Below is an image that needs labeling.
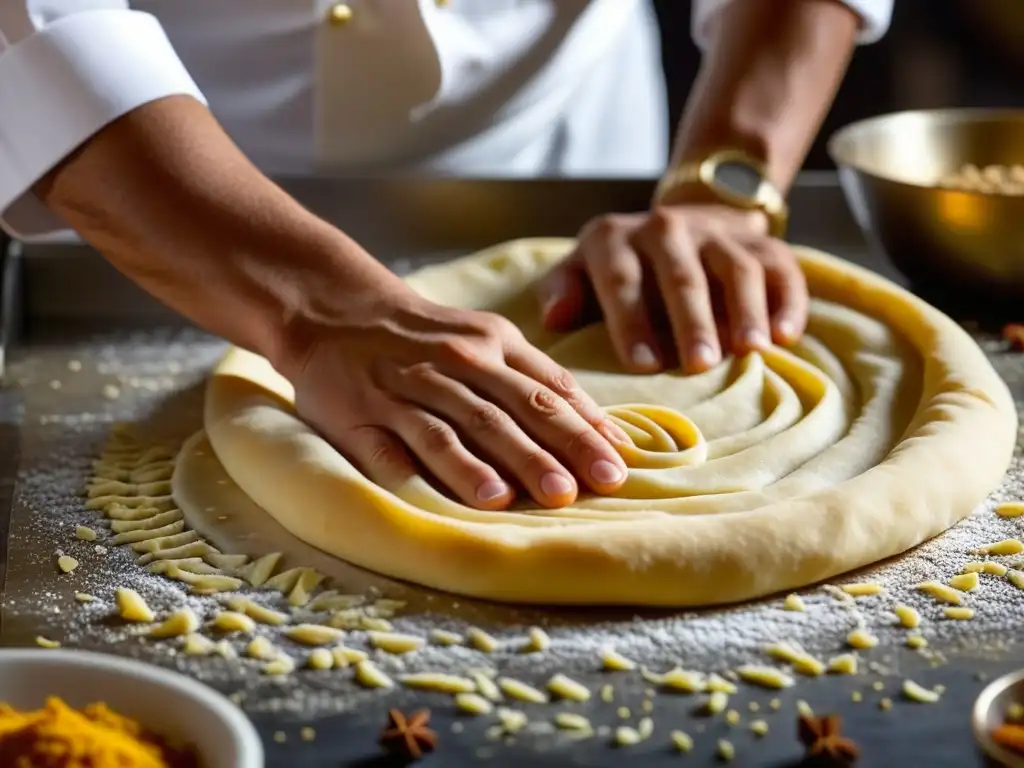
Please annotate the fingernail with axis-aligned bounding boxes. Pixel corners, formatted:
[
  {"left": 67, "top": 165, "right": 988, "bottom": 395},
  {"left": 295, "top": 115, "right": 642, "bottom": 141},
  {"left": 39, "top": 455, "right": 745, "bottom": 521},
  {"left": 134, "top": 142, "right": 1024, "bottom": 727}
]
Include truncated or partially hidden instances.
[
  {"left": 631, "top": 343, "right": 659, "bottom": 368},
  {"left": 540, "top": 472, "right": 574, "bottom": 497},
  {"left": 590, "top": 459, "right": 624, "bottom": 485},
  {"left": 690, "top": 342, "right": 719, "bottom": 369},
  {"left": 476, "top": 479, "right": 510, "bottom": 502},
  {"left": 775, "top": 319, "right": 796, "bottom": 341},
  {"left": 743, "top": 329, "right": 771, "bottom": 349}
]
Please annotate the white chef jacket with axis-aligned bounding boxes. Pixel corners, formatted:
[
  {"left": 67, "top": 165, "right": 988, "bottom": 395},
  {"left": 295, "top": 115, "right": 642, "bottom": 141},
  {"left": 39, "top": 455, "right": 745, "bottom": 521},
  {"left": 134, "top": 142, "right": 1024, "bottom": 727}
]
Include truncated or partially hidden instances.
[{"left": 0, "top": 0, "right": 892, "bottom": 239}]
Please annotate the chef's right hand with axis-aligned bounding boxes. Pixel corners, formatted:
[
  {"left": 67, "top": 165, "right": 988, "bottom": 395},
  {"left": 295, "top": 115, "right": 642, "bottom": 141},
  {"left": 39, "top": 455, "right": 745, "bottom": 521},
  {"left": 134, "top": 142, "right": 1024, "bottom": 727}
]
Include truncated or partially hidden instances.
[{"left": 280, "top": 282, "right": 629, "bottom": 511}]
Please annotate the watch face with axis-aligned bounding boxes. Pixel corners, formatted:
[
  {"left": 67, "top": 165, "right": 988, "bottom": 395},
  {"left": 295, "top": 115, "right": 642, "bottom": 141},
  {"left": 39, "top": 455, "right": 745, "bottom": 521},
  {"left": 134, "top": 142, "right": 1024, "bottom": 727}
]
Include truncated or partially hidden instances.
[{"left": 713, "top": 161, "right": 764, "bottom": 199}]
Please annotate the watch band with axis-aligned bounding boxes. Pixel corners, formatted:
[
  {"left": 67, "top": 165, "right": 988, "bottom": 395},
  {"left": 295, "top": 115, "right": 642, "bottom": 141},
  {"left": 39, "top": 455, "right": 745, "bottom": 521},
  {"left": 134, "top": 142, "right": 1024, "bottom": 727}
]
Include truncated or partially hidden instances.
[{"left": 652, "top": 151, "right": 790, "bottom": 239}]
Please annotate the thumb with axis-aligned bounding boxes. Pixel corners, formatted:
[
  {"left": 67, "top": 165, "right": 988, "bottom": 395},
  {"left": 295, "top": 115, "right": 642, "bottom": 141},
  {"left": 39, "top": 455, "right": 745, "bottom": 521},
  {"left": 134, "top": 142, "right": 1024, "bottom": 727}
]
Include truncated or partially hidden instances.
[{"left": 537, "top": 263, "right": 586, "bottom": 332}]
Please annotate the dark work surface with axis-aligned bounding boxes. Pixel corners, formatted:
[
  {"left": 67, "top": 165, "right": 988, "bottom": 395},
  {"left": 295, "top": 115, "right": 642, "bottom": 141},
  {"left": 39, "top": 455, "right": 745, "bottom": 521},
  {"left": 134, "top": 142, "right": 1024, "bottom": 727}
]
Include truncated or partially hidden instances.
[
  {"left": 248, "top": 656, "right": 1009, "bottom": 767},
  {"left": 4, "top": 176, "right": 1021, "bottom": 767}
]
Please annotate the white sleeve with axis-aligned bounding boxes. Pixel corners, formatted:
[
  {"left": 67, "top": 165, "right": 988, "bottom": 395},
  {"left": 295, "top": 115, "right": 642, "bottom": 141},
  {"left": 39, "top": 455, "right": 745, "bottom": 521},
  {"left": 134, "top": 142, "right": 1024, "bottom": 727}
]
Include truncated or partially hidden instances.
[
  {"left": 0, "top": 3, "right": 206, "bottom": 240},
  {"left": 691, "top": 0, "right": 894, "bottom": 50}
]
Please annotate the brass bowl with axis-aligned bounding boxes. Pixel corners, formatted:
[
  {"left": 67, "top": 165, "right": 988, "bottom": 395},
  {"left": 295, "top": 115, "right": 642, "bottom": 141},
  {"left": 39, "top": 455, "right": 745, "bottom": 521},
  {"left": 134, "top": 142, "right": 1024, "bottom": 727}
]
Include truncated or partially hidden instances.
[{"left": 828, "top": 109, "right": 1024, "bottom": 298}]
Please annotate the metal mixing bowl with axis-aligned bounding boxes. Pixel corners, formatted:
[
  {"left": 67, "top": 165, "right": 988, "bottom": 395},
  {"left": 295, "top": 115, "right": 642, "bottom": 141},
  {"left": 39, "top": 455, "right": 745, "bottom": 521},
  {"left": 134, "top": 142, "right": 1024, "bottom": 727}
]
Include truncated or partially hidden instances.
[
  {"left": 973, "top": 668, "right": 1024, "bottom": 768},
  {"left": 828, "top": 109, "right": 1024, "bottom": 297}
]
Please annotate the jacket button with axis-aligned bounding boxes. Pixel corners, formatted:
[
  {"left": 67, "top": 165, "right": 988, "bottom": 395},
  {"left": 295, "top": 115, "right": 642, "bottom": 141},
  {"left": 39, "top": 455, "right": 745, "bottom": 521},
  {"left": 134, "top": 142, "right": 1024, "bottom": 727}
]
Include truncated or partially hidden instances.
[{"left": 328, "top": 3, "right": 354, "bottom": 26}]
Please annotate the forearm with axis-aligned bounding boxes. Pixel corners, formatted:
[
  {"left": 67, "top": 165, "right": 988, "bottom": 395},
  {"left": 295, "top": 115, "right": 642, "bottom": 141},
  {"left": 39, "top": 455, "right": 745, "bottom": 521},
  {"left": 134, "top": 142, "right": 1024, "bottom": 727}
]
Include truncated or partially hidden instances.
[
  {"left": 671, "top": 0, "right": 860, "bottom": 192},
  {"left": 35, "top": 95, "right": 398, "bottom": 372}
]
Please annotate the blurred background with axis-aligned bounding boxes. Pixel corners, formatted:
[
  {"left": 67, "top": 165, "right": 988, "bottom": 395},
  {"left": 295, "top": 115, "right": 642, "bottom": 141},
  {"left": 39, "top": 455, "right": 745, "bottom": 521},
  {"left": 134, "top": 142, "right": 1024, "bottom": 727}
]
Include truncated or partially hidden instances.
[{"left": 654, "top": 0, "right": 1024, "bottom": 169}]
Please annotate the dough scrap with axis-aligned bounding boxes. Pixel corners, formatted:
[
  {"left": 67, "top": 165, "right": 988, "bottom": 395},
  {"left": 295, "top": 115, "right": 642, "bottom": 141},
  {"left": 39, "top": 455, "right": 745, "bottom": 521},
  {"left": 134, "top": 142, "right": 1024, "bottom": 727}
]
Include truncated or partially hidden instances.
[{"left": 187, "top": 240, "right": 1016, "bottom": 606}]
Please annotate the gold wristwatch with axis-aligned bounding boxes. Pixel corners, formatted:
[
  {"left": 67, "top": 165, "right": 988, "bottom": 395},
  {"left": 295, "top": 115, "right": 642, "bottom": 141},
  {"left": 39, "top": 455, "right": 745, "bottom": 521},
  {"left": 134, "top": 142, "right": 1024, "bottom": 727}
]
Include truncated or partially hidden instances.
[{"left": 652, "top": 149, "right": 789, "bottom": 239}]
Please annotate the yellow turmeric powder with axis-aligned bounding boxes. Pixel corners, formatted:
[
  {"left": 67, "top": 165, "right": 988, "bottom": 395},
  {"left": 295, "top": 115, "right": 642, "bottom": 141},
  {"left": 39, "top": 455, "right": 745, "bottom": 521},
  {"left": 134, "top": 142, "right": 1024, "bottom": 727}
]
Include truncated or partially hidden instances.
[{"left": 0, "top": 697, "right": 200, "bottom": 768}]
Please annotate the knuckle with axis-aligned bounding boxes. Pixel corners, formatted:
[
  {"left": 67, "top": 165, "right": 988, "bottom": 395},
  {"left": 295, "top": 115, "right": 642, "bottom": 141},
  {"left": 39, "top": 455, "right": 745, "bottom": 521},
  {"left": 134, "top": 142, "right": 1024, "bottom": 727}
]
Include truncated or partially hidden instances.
[
  {"left": 545, "top": 367, "right": 580, "bottom": 400},
  {"left": 526, "top": 387, "right": 563, "bottom": 418},
  {"left": 402, "top": 361, "right": 438, "bottom": 384},
  {"left": 437, "top": 337, "right": 479, "bottom": 367},
  {"left": 644, "top": 207, "right": 677, "bottom": 238},
  {"left": 564, "top": 427, "right": 603, "bottom": 459},
  {"left": 520, "top": 449, "right": 552, "bottom": 473},
  {"left": 419, "top": 420, "right": 460, "bottom": 453},
  {"left": 468, "top": 404, "right": 507, "bottom": 432},
  {"left": 725, "top": 251, "right": 764, "bottom": 282},
  {"left": 586, "top": 214, "right": 625, "bottom": 240},
  {"left": 662, "top": 262, "right": 701, "bottom": 292}
]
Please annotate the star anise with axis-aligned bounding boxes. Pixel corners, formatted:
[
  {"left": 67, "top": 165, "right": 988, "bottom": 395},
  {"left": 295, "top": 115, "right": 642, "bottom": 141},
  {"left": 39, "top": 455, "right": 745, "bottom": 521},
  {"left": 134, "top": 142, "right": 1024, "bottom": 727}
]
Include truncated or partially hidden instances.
[
  {"left": 798, "top": 713, "right": 860, "bottom": 765},
  {"left": 380, "top": 708, "right": 437, "bottom": 760},
  {"left": 1003, "top": 323, "right": 1024, "bottom": 351}
]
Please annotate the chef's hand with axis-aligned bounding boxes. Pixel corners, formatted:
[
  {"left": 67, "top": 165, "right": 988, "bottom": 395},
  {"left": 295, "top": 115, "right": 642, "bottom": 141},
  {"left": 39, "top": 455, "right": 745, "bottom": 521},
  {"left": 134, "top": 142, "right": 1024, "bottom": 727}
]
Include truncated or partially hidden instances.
[
  {"left": 539, "top": 204, "right": 808, "bottom": 374},
  {"left": 284, "top": 282, "right": 629, "bottom": 511}
]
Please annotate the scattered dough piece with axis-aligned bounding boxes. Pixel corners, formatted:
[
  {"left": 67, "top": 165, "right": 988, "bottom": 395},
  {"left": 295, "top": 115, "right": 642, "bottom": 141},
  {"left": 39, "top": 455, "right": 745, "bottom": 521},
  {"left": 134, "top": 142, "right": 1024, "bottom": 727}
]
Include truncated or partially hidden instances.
[
  {"left": 211, "top": 611, "right": 255, "bottom": 634},
  {"left": 660, "top": 668, "right": 707, "bottom": 693},
  {"left": 553, "top": 713, "right": 591, "bottom": 731},
  {"left": 183, "top": 634, "right": 216, "bottom": 656},
  {"left": 614, "top": 726, "right": 641, "bottom": 747},
  {"left": 717, "top": 739, "right": 735, "bottom": 762},
  {"left": 57, "top": 556, "right": 78, "bottom": 574},
  {"left": 283, "top": 624, "right": 344, "bottom": 646},
  {"left": 354, "top": 660, "right": 393, "bottom": 689},
  {"left": 750, "top": 720, "right": 769, "bottom": 737},
  {"left": 471, "top": 672, "right": 502, "bottom": 702},
  {"left": 907, "top": 634, "right": 928, "bottom": 649},
  {"left": 984, "top": 562, "right": 1009, "bottom": 577},
  {"left": 225, "top": 597, "right": 289, "bottom": 626},
  {"left": 455, "top": 693, "right": 494, "bottom": 716},
  {"left": 948, "top": 572, "right": 979, "bottom": 592},
  {"left": 149, "top": 608, "right": 199, "bottom": 638},
  {"left": 102, "top": 384, "right": 122, "bottom": 400},
  {"left": 894, "top": 604, "right": 920, "bottom": 629},
  {"left": 827, "top": 654, "right": 858, "bottom": 675},
  {"left": 1008, "top": 570, "right": 1024, "bottom": 590},
  {"left": 287, "top": 568, "right": 324, "bottom": 607},
  {"left": 307, "top": 648, "right": 334, "bottom": 670},
  {"left": 996, "top": 501, "right": 1024, "bottom": 518},
  {"left": 331, "top": 645, "right": 367, "bottom": 667},
  {"left": 671, "top": 730, "right": 694, "bottom": 753},
  {"left": 974, "top": 539, "right": 1024, "bottom": 556},
  {"left": 725, "top": 709, "right": 741, "bottom": 726},
  {"left": 115, "top": 588, "right": 154, "bottom": 622},
  {"left": 736, "top": 666, "right": 795, "bottom": 689},
  {"left": 497, "top": 677, "right": 548, "bottom": 704},
  {"left": 706, "top": 674, "right": 738, "bottom": 695},
  {"left": 782, "top": 593, "right": 806, "bottom": 612},
  {"left": 796, "top": 700, "right": 814, "bottom": 717},
  {"left": 546, "top": 674, "right": 590, "bottom": 702},
  {"left": 240, "top": 552, "right": 282, "bottom": 587},
  {"left": 466, "top": 627, "right": 498, "bottom": 653},
  {"left": 429, "top": 629, "right": 464, "bottom": 646},
  {"left": 359, "top": 616, "right": 393, "bottom": 632},
  {"left": 263, "top": 655, "right": 295, "bottom": 676},
  {"left": 902, "top": 679, "right": 941, "bottom": 703},
  {"left": 764, "top": 641, "right": 806, "bottom": 664},
  {"left": 943, "top": 606, "right": 975, "bottom": 620},
  {"left": 600, "top": 684, "right": 614, "bottom": 703},
  {"left": 399, "top": 674, "right": 476, "bottom": 694},
  {"left": 75, "top": 526, "right": 97, "bottom": 541},
  {"left": 74, "top": 592, "right": 95, "bottom": 603},
  {"left": 35, "top": 636, "right": 60, "bottom": 649},
  {"left": 246, "top": 636, "right": 278, "bottom": 661},
  {"left": 637, "top": 717, "right": 653, "bottom": 740},
  {"left": 916, "top": 580, "right": 964, "bottom": 605},
  {"left": 703, "top": 691, "right": 729, "bottom": 715},
  {"left": 522, "top": 626, "right": 551, "bottom": 653},
  {"left": 496, "top": 708, "right": 528, "bottom": 734},
  {"left": 840, "top": 583, "right": 884, "bottom": 597},
  {"left": 846, "top": 628, "right": 878, "bottom": 650},
  {"left": 213, "top": 639, "right": 237, "bottom": 659},
  {"left": 300, "top": 727, "right": 316, "bottom": 742},
  {"left": 600, "top": 647, "right": 636, "bottom": 671},
  {"left": 367, "top": 631, "right": 425, "bottom": 654}
]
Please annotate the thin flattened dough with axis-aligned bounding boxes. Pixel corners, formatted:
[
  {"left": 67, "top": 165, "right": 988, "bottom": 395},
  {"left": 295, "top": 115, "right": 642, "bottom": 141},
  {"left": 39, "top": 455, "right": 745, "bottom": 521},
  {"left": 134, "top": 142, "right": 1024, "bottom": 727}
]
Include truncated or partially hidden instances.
[{"left": 190, "top": 240, "right": 1016, "bottom": 606}]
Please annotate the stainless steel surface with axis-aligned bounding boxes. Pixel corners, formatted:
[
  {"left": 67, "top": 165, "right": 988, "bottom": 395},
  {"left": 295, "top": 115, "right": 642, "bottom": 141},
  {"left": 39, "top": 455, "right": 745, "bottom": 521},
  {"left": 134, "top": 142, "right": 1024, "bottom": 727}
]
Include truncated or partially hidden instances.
[
  {"left": 828, "top": 108, "right": 1024, "bottom": 295},
  {"left": 974, "top": 669, "right": 1024, "bottom": 768}
]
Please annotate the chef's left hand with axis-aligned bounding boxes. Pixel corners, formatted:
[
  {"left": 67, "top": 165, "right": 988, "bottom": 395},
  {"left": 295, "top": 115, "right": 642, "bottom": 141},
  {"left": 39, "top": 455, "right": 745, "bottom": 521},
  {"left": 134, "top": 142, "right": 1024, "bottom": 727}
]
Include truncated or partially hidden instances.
[{"left": 537, "top": 203, "right": 808, "bottom": 374}]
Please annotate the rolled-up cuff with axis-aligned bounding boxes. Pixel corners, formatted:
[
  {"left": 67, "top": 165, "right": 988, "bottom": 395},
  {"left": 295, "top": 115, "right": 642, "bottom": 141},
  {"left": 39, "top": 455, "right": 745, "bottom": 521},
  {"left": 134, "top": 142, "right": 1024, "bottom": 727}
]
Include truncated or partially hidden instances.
[
  {"left": 691, "top": 0, "right": 894, "bottom": 50},
  {"left": 0, "top": 9, "right": 206, "bottom": 240}
]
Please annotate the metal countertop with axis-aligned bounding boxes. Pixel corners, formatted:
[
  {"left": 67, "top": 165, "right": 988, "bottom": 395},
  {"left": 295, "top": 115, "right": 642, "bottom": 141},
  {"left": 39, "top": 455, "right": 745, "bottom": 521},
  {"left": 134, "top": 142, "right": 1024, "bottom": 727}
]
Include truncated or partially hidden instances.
[{"left": 1, "top": 175, "right": 1021, "bottom": 767}]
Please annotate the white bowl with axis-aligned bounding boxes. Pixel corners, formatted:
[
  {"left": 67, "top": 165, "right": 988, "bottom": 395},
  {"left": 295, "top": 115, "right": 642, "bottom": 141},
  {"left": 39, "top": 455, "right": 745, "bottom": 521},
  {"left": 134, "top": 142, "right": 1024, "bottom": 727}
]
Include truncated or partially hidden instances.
[{"left": 0, "top": 649, "right": 263, "bottom": 768}]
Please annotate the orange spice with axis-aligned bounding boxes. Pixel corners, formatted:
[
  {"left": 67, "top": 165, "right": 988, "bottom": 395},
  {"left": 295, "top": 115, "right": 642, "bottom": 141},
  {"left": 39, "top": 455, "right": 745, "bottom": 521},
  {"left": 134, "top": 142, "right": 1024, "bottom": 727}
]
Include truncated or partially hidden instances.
[{"left": 0, "top": 697, "right": 200, "bottom": 768}]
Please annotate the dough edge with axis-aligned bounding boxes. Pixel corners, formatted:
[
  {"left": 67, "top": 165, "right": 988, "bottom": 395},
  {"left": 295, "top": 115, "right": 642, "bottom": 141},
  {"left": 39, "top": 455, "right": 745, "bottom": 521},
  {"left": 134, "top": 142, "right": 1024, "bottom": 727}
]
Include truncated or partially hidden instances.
[{"left": 198, "top": 240, "right": 1018, "bottom": 607}]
